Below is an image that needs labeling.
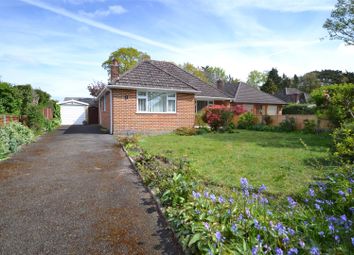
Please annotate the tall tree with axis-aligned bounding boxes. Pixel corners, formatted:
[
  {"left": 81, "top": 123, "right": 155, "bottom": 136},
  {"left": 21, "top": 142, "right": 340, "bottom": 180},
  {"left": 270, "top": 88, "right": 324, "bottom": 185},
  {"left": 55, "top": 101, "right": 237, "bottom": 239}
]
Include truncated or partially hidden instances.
[
  {"left": 261, "top": 68, "right": 281, "bottom": 94},
  {"left": 0, "top": 82, "right": 21, "bottom": 114},
  {"left": 181, "top": 63, "right": 209, "bottom": 83},
  {"left": 202, "top": 66, "right": 227, "bottom": 84},
  {"left": 280, "top": 74, "right": 291, "bottom": 90},
  {"left": 102, "top": 47, "right": 150, "bottom": 74},
  {"left": 34, "top": 89, "right": 51, "bottom": 106},
  {"left": 87, "top": 81, "right": 106, "bottom": 97},
  {"left": 14, "top": 84, "right": 35, "bottom": 115},
  {"left": 247, "top": 70, "right": 267, "bottom": 88},
  {"left": 323, "top": 0, "right": 354, "bottom": 45},
  {"left": 300, "top": 72, "right": 321, "bottom": 93},
  {"left": 291, "top": 75, "right": 300, "bottom": 88}
]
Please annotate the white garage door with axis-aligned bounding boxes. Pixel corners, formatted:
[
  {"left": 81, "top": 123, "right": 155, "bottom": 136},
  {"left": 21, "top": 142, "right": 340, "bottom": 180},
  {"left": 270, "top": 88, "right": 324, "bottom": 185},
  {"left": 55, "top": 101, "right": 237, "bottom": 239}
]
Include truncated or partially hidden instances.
[{"left": 61, "top": 105, "right": 86, "bottom": 125}]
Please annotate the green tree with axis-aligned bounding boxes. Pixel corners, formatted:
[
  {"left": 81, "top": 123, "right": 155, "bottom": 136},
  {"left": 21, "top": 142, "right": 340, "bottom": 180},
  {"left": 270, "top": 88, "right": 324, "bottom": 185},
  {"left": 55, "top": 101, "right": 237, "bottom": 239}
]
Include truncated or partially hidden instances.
[
  {"left": 0, "top": 82, "right": 21, "bottom": 114},
  {"left": 247, "top": 70, "right": 267, "bottom": 87},
  {"left": 280, "top": 74, "right": 291, "bottom": 90},
  {"left": 14, "top": 84, "right": 35, "bottom": 115},
  {"left": 311, "top": 83, "right": 354, "bottom": 126},
  {"left": 202, "top": 66, "right": 228, "bottom": 84},
  {"left": 291, "top": 74, "right": 300, "bottom": 88},
  {"left": 102, "top": 47, "right": 150, "bottom": 74},
  {"left": 181, "top": 63, "right": 209, "bottom": 83},
  {"left": 261, "top": 68, "right": 281, "bottom": 94},
  {"left": 300, "top": 72, "right": 321, "bottom": 93},
  {"left": 34, "top": 89, "right": 51, "bottom": 106},
  {"left": 323, "top": 0, "right": 354, "bottom": 45}
]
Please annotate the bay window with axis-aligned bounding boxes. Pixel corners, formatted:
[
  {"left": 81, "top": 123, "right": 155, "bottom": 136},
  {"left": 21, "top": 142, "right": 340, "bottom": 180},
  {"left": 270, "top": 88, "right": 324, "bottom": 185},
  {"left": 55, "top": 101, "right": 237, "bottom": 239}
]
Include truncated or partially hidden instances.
[{"left": 137, "top": 91, "right": 176, "bottom": 113}]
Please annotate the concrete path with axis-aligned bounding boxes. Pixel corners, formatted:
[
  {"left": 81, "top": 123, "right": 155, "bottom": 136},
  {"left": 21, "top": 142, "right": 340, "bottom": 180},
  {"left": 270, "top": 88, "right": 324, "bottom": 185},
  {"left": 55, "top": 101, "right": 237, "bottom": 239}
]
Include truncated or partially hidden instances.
[{"left": 0, "top": 125, "right": 180, "bottom": 255}]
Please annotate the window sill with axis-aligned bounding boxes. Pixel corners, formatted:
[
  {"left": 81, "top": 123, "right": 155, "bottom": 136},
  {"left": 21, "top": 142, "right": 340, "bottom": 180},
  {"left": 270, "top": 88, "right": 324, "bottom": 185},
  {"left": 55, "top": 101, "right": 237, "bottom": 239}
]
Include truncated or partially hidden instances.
[{"left": 136, "top": 111, "right": 177, "bottom": 114}]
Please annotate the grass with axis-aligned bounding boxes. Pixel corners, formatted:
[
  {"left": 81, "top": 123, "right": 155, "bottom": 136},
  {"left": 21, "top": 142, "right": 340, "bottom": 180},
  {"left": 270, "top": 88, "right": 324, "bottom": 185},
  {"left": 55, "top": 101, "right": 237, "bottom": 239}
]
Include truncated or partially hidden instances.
[{"left": 138, "top": 130, "right": 333, "bottom": 197}]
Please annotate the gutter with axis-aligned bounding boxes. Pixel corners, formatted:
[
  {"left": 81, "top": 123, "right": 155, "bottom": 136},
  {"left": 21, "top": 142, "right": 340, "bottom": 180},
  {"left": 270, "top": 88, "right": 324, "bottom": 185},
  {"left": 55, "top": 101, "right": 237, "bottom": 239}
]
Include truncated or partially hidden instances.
[
  {"left": 107, "top": 84, "right": 200, "bottom": 94},
  {"left": 109, "top": 88, "right": 113, "bottom": 135}
]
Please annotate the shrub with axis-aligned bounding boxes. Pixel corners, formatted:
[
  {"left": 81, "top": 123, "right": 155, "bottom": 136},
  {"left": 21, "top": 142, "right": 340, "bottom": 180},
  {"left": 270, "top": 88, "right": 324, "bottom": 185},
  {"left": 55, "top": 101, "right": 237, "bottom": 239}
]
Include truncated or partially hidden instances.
[
  {"left": 303, "top": 119, "right": 316, "bottom": 133},
  {"left": 118, "top": 135, "right": 139, "bottom": 146},
  {"left": 44, "top": 119, "right": 61, "bottom": 132},
  {"left": 26, "top": 105, "right": 46, "bottom": 132},
  {"left": 195, "top": 111, "right": 207, "bottom": 127},
  {"left": 263, "top": 115, "right": 273, "bottom": 125},
  {"left": 247, "top": 124, "right": 279, "bottom": 132},
  {"left": 196, "top": 127, "right": 210, "bottom": 135},
  {"left": 279, "top": 117, "right": 296, "bottom": 132},
  {"left": 283, "top": 104, "right": 316, "bottom": 115},
  {"left": 202, "top": 105, "right": 234, "bottom": 131},
  {"left": 331, "top": 122, "right": 354, "bottom": 163},
  {"left": 0, "top": 122, "right": 34, "bottom": 158},
  {"left": 237, "top": 112, "right": 257, "bottom": 129},
  {"left": 0, "top": 82, "right": 21, "bottom": 114},
  {"left": 175, "top": 127, "right": 197, "bottom": 136}
]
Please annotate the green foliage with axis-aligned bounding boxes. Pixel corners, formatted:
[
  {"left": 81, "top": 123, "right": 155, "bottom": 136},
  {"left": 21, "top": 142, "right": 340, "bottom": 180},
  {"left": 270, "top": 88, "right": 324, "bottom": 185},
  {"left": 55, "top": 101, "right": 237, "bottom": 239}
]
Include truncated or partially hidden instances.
[
  {"left": 263, "top": 115, "right": 272, "bottom": 125},
  {"left": 14, "top": 84, "right": 34, "bottom": 115},
  {"left": 300, "top": 72, "right": 321, "bottom": 93},
  {"left": 34, "top": 89, "right": 51, "bottom": 106},
  {"left": 247, "top": 70, "right": 267, "bottom": 87},
  {"left": 0, "top": 122, "right": 34, "bottom": 159},
  {"left": 279, "top": 117, "right": 296, "bottom": 132},
  {"left": 261, "top": 68, "right": 281, "bottom": 94},
  {"left": 202, "top": 105, "right": 234, "bottom": 132},
  {"left": 175, "top": 127, "right": 197, "bottom": 136},
  {"left": 52, "top": 101, "right": 61, "bottom": 120},
  {"left": 118, "top": 135, "right": 139, "bottom": 147},
  {"left": 303, "top": 119, "right": 317, "bottom": 134},
  {"left": 101, "top": 47, "right": 151, "bottom": 74},
  {"left": 237, "top": 112, "right": 257, "bottom": 129},
  {"left": 181, "top": 62, "right": 209, "bottom": 83},
  {"left": 323, "top": 0, "right": 354, "bottom": 45},
  {"left": 26, "top": 105, "right": 46, "bottom": 132},
  {"left": 311, "top": 83, "right": 354, "bottom": 126},
  {"left": 283, "top": 104, "right": 316, "bottom": 115},
  {"left": 0, "top": 82, "right": 21, "bottom": 114},
  {"left": 331, "top": 122, "right": 354, "bottom": 163},
  {"left": 196, "top": 127, "right": 210, "bottom": 135},
  {"left": 202, "top": 66, "right": 228, "bottom": 84}
]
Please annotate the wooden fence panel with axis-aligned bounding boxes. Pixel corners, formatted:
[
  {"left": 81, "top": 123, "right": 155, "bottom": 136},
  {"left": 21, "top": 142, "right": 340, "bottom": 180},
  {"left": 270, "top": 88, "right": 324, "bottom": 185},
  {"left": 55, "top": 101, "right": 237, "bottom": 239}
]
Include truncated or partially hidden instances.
[{"left": 0, "top": 115, "right": 20, "bottom": 126}]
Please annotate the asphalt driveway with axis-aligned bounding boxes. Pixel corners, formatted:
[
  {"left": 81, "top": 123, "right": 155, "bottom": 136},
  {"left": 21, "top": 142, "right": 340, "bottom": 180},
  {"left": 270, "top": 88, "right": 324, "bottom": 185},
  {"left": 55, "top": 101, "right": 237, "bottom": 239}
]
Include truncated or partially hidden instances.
[{"left": 0, "top": 125, "right": 180, "bottom": 255}]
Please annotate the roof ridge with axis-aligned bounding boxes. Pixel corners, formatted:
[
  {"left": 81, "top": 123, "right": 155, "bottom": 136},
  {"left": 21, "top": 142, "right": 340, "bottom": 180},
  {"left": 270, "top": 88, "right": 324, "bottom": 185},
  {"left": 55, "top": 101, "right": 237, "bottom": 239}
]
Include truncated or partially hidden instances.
[
  {"left": 110, "top": 61, "right": 145, "bottom": 83},
  {"left": 160, "top": 61, "right": 231, "bottom": 98},
  {"left": 147, "top": 60, "right": 199, "bottom": 92},
  {"left": 246, "top": 83, "right": 287, "bottom": 104},
  {"left": 234, "top": 82, "right": 242, "bottom": 100}
]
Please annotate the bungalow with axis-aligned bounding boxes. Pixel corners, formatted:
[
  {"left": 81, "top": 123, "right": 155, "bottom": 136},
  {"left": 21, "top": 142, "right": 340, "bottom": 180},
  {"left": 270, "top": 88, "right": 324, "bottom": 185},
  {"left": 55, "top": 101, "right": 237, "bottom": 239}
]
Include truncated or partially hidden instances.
[
  {"left": 275, "top": 88, "right": 310, "bottom": 104},
  {"left": 97, "top": 59, "right": 286, "bottom": 134}
]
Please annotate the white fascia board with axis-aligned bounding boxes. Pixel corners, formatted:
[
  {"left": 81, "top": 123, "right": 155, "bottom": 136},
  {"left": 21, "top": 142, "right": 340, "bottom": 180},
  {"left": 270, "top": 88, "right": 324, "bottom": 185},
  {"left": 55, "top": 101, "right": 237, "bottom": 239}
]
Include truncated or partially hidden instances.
[
  {"left": 107, "top": 85, "right": 200, "bottom": 94},
  {"left": 195, "top": 96, "right": 232, "bottom": 101},
  {"left": 58, "top": 99, "right": 89, "bottom": 106}
]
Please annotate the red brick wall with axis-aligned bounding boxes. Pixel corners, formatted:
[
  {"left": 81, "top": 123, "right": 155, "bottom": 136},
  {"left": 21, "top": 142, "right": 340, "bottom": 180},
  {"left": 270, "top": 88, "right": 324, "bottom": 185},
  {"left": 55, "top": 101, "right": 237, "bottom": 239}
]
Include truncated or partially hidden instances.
[
  {"left": 111, "top": 89, "right": 195, "bottom": 134},
  {"left": 99, "top": 92, "right": 111, "bottom": 129},
  {"left": 0, "top": 115, "right": 20, "bottom": 126}
]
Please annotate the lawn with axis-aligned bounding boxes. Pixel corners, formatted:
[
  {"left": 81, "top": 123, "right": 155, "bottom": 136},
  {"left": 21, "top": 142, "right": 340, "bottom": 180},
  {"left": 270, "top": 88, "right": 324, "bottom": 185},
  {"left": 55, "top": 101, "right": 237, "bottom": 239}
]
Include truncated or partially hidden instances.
[{"left": 138, "top": 130, "right": 332, "bottom": 196}]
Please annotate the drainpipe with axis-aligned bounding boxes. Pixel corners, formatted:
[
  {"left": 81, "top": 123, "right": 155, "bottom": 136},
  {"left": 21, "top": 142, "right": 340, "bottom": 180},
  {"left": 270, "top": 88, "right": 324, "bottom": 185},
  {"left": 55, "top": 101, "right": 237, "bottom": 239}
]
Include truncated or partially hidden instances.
[{"left": 109, "top": 89, "right": 113, "bottom": 135}]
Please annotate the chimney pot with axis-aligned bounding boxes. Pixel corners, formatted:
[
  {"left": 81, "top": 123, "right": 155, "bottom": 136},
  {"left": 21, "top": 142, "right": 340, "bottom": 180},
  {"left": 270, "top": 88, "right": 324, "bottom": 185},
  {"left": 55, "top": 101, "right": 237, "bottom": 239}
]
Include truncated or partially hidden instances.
[{"left": 110, "top": 57, "right": 119, "bottom": 84}]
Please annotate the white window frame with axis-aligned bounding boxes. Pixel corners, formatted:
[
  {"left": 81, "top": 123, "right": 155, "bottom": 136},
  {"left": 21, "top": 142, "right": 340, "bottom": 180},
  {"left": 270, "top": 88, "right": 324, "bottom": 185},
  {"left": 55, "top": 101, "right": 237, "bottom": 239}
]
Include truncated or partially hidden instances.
[
  {"left": 195, "top": 100, "right": 214, "bottom": 112},
  {"left": 103, "top": 94, "right": 106, "bottom": 112},
  {"left": 136, "top": 90, "right": 177, "bottom": 114}
]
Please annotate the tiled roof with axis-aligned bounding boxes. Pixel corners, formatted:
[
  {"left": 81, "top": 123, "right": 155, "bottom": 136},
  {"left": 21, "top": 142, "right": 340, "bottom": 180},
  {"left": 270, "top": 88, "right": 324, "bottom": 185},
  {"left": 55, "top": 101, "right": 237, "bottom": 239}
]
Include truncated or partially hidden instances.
[
  {"left": 110, "top": 60, "right": 199, "bottom": 93},
  {"left": 63, "top": 97, "right": 97, "bottom": 106},
  {"left": 224, "top": 82, "right": 287, "bottom": 105},
  {"left": 285, "top": 87, "right": 304, "bottom": 95}
]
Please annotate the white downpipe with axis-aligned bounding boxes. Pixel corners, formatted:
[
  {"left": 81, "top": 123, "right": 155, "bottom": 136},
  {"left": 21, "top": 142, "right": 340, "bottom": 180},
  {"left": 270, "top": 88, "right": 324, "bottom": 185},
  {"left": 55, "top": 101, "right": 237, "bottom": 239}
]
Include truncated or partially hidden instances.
[
  {"left": 98, "top": 97, "right": 101, "bottom": 125},
  {"left": 109, "top": 89, "right": 113, "bottom": 134}
]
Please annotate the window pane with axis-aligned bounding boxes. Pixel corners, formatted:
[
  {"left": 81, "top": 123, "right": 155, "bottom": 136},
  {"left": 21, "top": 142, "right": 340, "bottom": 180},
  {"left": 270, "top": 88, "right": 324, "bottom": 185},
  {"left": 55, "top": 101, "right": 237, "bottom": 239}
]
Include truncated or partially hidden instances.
[
  {"left": 168, "top": 100, "right": 175, "bottom": 112},
  {"left": 138, "top": 91, "right": 146, "bottom": 97},
  {"left": 167, "top": 93, "right": 176, "bottom": 98},
  {"left": 196, "top": 101, "right": 208, "bottom": 112},
  {"left": 148, "top": 92, "right": 167, "bottom": 112},
  {"left": 138, "top": 98, "right": 146, "bottom": 111}
]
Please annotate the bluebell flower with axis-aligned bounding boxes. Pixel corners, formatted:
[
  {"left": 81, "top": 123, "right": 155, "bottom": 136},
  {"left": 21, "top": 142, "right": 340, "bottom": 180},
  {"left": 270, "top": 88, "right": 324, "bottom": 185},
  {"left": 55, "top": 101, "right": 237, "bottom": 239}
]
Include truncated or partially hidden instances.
[
  {"left": 243, "top": 189, "right": 250, "bottom": 197},
  {"left": 267, "top": 210, "right": 273, "bottom": 215},
  {"left": 282, "top": 237, "right": 290, "bottom": 245},
  {"left": 314, "top": 203, "right": 321, "bottom": 210},
  {"left": 208, "top": 249, "right": 213, "bottom": 255},
  {"left": 350, "top": 207, "right": 354, "bottom": 213},
  {"left": 329, "top": 223, "right": 335, "bottom": 233},
  {"left": 275, "top": 247, "right": 283, "bottom": 255},
  {"left": 348, "top": 188, "right": 352, "bottom": 194},
  {"left": 351, "top": 237, "right": 354, "bottom": 246},
  {"left": 340, "top": 214, "right": 347, "bottom": 222},
  {"left": 275, "top": 223, "right": 286, "bottom": 235},
  {"left": 254, "top": 219, "right": 261, "bottom": 230},
  {"left": 204, "top": 191, "right": 209, "bottom": 198},
  {"left": 208, "top": 210, "right": 212, "bottom": 215},
  {"left": 195, "top": 209, "right": 200, "bottom": 214},
  {"left": 334, "top": 235, "right": 340, "bottom": 243},
  {"left": 252, "top": 246, "right": 258, "bottom": 255},
  {"left": 228, "top": 197, "right": 234, "bottom": 204},
  {"left": 259, "top": 184, "right": 267, "bottom": 193},
  {"left": 261, "top": 197, "right": 269, "bottom": 205},
  {"left": 203, "top": 222, "right": 210, "bottom": 230},
  {"left": 319, "top": 231, "right": 325, "bottom": 237},
  {"left": 299, "top": 240, "right": 305, "bottom": 248},
  {"left": 287, "top": 248, "right": 298, "bottom": 255},
  {"left": 310, "top": 247, "right": 320, "bottom": 255},
  {"left": 240, "top": 177, "right": 248, "bottom": 189},
  {"left": 338, "top": 190, "right": 345, "bottom": 196},
  {"left": 210, "top": 194, "right": 216, "bottom": 202},
  {"left": 192, "top": 191, "right": 201, "bottom": 199},
  {"left": 231, "top": 224, "right": 237, "bottom": 232},
  {"left": 218, "top": 196, "right": 225, "bottom": 203},
  {"left": 288, "top": 228, "right": 295, "bottom": 236},
  {"left": 245, "top": 208, "right": 251, "bottom": 218},
  {"left": 215, "top": 231, "right": 223, "bottom": 242},
  {"left": 315, "top": 199, "right": 324, "bottom": 204},
  {"left": 308, "top": 188, "right": 315, "bottom": 197},
  {"left": 256, "top": 234, "right": 262, "bottom": 242},
  {"left": 287, "top": 197, "right": 297, "bottom": 208},
  {"left": 238, "top": 213, "right": 243, "bottom": 221}
]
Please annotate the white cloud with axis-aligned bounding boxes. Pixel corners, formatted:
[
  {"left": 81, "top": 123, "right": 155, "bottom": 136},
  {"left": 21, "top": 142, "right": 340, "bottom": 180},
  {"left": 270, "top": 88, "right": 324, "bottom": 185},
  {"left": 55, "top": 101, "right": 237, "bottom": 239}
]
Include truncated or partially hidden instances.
[
  {"left": 62, "top": 0, "right": 106, "bottom": 5},
  {"left": 78, "top": 5, "right": 127, "bottom": 18}
]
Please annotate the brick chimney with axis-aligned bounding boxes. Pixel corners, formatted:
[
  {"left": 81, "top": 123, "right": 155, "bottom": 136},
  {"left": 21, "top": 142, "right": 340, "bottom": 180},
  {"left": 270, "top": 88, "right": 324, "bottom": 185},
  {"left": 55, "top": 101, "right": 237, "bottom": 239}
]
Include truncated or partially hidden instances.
[
  {"left": 110, "top": 58, "right": 119, "bottom": 84},
  {"left": 216, "top": 79, "right": 224, "bottom": 91}
]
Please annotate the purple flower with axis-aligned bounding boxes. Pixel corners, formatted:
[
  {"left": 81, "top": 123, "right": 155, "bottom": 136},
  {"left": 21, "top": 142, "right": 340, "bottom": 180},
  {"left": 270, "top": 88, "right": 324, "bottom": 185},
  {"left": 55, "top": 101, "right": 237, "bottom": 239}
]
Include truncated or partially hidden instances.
[
  {"left": 204, "top": 191, "right": 209, "bottom": 198},
  {"left": 256, "top": 234, "right": 262, "bottom": 242},
  {"left": 210, "top": 194, "right": 216, "bottom": 202},
  {"left": 245, "top": 208, "right": 251, "bottom": 218},
  {"left": 335, "top": 235, "right": 340, "bottom": 243},
  {"left": 240, "top": 177, "right": 248, "bottom": 189},
  {"left": 238, "top": 213, "right": 244, "bottom": 221},
  {"left": 288, "top": 228, "right": 295, "bottom": 236},
  {"left": 215, "top": 231, "right": 223, "bottom": 242},
  {"left": 243, "top": 189, "right": 250, "bottom": 197},
  {"left": 351, "top": 237, "right": 354, "bottom": 246},
  {"left": 348, "top": 188, "right": 352, "bottom": 194},
  {"left": 192, "top": 191, "right": 201, "bottom": 199},
  {"left": 287, "top": 248, "right": 298, "bottom": 255},
  {"left": 228, "top": 197, "right": 234, "bottom": 204},
  {"left": 310, "top": 247, "right": 320, "bottom": 255},
  {"left": 287, "top": 197, "right": 297, "bottom": 208},
  {"left": 260, "top": 197, "right": 269, "bottom": 205},
  {"left": 338, "top": 190, "right": 345, "bottom": 196},
  {"left": 299, "top": 240, "right": 305, "bottom": 248},
  {"left": 282, "top": 237, "right": 290, "bottom": 245},
  {"left": 259, "top": 184, "right": 267, "bottom": 193},
  {"left": 195, "top": 209, "right": 200, "bottom": 214},
  {"left": 252, "top": 246, "right": 258, "bottom": 255},
  {"left": 318, "top": 231, "right": 325, "bottom": 237},
  {"left": 275, "top": 223, "right": 286, "bottom": 235},
  {"left": 314, "top": 203, "right": 321, "bottom": 210},
  {"left": 329, "top": 223, "right": 335, "bottom": 233},
  {"left": 340, "top": 214, "right": 347, "bottom": 222},
  {"left": 231, "top": 224, "right": 237, "bottom": 232},
  {"left": 254, "top": 219, "right": 261, "bottom": 230},
  {"left": 203, "top": 222, "right": 210, "bottom": 230},
  {"left": 350, "top": 207, "right": 354, "bottom": 213},
  {"left": 308, "top": 188, "right": 315, "bottom": 197},
  {"left": 218, "top": 196, "right": 225, "bottom": 203},
  {"left": 275, "top": 248, "right": 283, "bottom": 255}
]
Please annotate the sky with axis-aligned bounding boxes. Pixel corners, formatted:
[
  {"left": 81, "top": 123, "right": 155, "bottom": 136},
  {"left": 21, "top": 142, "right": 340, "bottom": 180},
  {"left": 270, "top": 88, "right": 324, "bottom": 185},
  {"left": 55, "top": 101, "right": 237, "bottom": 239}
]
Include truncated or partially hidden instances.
[{"left": 0, "top": 0, "right": 353, "bottom": 100}]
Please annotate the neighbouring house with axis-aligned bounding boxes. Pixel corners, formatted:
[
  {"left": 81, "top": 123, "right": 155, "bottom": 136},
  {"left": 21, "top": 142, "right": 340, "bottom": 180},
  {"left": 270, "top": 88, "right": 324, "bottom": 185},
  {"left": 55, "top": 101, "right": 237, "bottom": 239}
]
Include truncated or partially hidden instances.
[
  {"left": 97, "top": 59, "right": 286, "bottom": 134},
  {"left": 59, "top": 97, "right": 98, "bottom": 125},
  {"left": 275, "top": 88, "right": 310, "bottom": 104}
]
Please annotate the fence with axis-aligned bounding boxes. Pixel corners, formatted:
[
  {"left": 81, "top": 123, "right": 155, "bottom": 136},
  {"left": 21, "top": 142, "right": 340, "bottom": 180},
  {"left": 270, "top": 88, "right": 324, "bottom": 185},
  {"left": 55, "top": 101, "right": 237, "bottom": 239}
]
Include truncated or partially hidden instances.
[
  {"left": 0, "top": 115, "right": 20, "bottom": 126},
  {"left": 233, "top": 114, "right": 332, "bottom": 130},
  {"left": 42, "top": 107, "right": 53, "bottom": 120}
]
